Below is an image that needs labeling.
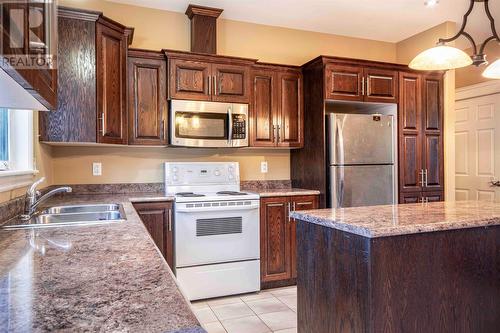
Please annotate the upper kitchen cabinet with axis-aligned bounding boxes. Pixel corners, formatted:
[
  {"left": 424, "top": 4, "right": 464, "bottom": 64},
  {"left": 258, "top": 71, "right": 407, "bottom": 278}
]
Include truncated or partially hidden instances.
[
  {"left": 324, "top": 59, "right": 398, "bottom": 103},
  {"left": 127, "top": 49, "right": 168, "bottom": 146},
  {"left": 250, "top": 64, "right": 303, "bottom": 148},
  {"left": 96, "top": 16, "right": 132, "bottom": 145},
  {"left": 39, "top": 7, "right": 133, "bottom": 143},
  {"left": 165, "top": 50, "right": 255, "bottom": 104},
  {"left": 0, "top": 0, "right": 58, "bottom": 109}
]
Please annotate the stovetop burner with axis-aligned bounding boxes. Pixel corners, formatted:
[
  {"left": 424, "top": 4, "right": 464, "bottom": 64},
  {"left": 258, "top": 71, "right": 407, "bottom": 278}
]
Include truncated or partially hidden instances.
[{"left": 176, "top": 192, "right": 206, "bottom": 198}]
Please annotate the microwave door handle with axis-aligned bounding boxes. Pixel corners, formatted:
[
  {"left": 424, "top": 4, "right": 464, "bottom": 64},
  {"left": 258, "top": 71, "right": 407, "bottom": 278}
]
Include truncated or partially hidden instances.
[{"left": 228, "top": 107, "right": 233, "bottom": 147}]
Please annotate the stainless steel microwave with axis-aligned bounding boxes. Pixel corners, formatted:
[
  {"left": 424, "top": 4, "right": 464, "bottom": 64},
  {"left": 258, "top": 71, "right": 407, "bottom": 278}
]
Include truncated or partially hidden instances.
[{"left": 170, "top": 100, "right": 249, "bottom": 148}]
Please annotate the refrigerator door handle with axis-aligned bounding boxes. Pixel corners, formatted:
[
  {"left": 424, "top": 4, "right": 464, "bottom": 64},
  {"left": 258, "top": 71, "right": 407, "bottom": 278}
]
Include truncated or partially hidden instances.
[{"left": 336, "top": 116, "right": 345, "bottom": 166}]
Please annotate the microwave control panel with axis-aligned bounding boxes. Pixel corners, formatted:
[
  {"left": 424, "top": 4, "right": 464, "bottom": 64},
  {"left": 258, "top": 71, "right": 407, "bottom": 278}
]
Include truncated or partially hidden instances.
[{"left": 232, "top": 114, "right": 247, "bottom": 139}]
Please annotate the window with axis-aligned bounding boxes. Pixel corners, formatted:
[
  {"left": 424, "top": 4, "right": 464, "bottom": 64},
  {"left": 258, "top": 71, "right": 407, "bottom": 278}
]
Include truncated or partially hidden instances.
[
  {"left": 0, "top": 108, "right": 34, "bottom": 174},
  {"left": 0, "top": 109, "right": 8, "bottom": 170}
]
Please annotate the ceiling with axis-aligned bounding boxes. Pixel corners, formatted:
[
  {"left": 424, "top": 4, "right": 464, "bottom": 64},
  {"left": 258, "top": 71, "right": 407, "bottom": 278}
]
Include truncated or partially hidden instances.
[{"left": 107, "top": 0, "right": 499, "bottom": 47}]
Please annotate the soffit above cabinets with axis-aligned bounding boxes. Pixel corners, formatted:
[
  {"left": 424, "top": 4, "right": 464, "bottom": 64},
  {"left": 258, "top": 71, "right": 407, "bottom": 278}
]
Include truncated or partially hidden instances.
[{"left": 106, "top": 0, "right": 499, "bottom": 48}]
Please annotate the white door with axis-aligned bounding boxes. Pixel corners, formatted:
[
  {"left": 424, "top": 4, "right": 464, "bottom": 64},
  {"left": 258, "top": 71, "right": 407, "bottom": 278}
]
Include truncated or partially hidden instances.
[{"left": 455, "top": 93, "right": 500, "bottom": 201}]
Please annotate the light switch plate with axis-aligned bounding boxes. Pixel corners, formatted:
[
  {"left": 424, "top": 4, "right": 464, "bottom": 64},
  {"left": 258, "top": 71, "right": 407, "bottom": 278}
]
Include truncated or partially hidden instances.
[
  {"left": 260, "top": 161, "right": 268, "bottom": 173},
  {"left": 92, "top": 162, "right": 102, "bottom": 176}
]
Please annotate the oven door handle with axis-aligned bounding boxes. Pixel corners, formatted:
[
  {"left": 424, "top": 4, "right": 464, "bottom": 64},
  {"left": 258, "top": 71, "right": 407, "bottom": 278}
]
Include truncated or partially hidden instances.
[
  {"left": 228, "top": 106, "right": 233, "bottom": 147},
  {"left": 175, "top": 204, "right": 260, "bottom": 213}
]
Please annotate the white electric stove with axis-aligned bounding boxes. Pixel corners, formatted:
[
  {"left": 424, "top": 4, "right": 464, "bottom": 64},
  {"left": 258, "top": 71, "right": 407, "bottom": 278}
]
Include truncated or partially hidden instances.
[{"left": 165, "top": 162, "right": 261, "bottom": 301}]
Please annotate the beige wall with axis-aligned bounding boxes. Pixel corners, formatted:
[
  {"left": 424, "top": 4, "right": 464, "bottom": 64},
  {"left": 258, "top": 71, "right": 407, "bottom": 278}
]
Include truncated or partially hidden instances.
[
  {"left": 45, "top": 0, "right": 398, "bottom": 186},
  {"left": 395, "top": 22, "right": 457, "bottom": 201},
  {"left": 51, "top": 147, "right": 289, "bottom": 185},
  {"left": 456, "top": 43, "right": 500, "bottom": 88}
]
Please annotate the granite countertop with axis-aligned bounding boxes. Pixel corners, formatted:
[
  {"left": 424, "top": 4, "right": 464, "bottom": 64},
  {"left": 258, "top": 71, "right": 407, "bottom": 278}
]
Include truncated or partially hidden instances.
[
  {"left": 0, "top": 193, "right": 203, "bottom": 333},
  {"left": 244, "top": 188, "right": 320, "bottom": 197},
  {"left": 290, "top": 200, "right": 500, "bottom": 238}
]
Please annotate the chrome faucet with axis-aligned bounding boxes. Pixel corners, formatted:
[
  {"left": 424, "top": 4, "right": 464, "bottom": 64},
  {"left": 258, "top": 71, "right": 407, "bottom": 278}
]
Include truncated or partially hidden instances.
[{"left": 21, "top": 177, "right": 72, "bottom": 220}]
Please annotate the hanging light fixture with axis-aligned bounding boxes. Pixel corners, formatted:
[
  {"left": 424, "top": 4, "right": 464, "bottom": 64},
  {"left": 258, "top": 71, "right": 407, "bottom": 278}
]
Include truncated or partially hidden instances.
[{"left": 409, "top": 0, "right": 500, "bottom": 77}]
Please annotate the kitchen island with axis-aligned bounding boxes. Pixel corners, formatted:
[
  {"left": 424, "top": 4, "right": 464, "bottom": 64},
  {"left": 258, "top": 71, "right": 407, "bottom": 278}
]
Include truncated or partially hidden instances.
[{"left": 290, "top": 200, "right": 500, "bottom": 333}]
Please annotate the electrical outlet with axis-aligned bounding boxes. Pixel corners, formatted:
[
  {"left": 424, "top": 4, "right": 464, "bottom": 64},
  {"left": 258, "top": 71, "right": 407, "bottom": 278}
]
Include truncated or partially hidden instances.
[
  {"left": 92, "top": 162, "right": 102, "bottom": 176},
  {"left": 260, "top": 161, "right": 268, "bottom": 174}
]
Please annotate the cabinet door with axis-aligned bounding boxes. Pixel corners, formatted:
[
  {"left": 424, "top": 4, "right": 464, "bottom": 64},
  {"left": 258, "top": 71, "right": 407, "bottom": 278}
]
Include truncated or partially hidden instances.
[
  {"left": 325, "top": 64, "right": 364, "bottom": 101},
  {"left": 212, "top": 63, "right": 250, "bottom": 103},
  {"left": 277, "top": 71, "right": 303, "bottom": 148},
  {"left": 364, "top": 68, "right": 398, "bottom": 103},
  {"left": 96, "top": 22, "right": 127, "bottom": 144},
  {"left": 250, "top": 69, "right": 277, "bottom": 147},
  {"left": 260, "top": 197, "right": 292, "bottom": 283},
  {"left": 399, "top": 192, "right": 421, "bottom": 204},
  {"left": 399, "top": 72, "right": 423, "bottom": 193},
  {"left": 290, "top": 195, "right": 319, "bottom": 278},
  {"left": 133, "top": 202, "right": 174, "bottom": 269},
  {"left": 422, "top": 73, "right": 444, "bottom": 192},
  {"left": 128, "top": 54, "right": 167, "bottom": 145},
  {"left": 169, "top": 59, "right": 211, "bottom": 101}
]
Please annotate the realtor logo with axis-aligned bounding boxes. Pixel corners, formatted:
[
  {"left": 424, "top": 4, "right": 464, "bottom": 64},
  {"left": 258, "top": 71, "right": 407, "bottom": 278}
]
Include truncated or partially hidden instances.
[{"left": 0, "top": 0, "right": 57, "bottom": 70}]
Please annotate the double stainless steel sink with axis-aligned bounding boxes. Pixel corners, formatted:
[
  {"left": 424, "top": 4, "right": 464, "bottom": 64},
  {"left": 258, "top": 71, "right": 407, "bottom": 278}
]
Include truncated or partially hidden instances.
[{"left": 2, "top": 204, "right": 126, "bottom": 229}]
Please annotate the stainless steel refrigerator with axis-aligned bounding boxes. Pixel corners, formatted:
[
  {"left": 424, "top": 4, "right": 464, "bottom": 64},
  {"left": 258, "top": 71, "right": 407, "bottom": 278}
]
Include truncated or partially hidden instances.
[{"left": 326, "top": 102, "right": 398, "bottom": 208}]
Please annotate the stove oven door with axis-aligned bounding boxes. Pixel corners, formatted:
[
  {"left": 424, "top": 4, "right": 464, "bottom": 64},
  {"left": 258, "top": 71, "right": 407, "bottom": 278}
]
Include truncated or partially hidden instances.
[{"left": 174, "top": 200, "right": 260, "bottom": 267}]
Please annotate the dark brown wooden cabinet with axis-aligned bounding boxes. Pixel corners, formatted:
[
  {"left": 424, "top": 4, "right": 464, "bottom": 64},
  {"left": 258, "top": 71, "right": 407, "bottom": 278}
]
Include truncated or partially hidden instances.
[
  {"left": 325, "top": 64, "right": 397, "bottom": 103},
  {"left": 39, "top": 8, "right": 133, "bottom": 144},
  {"left": 399, "top": 71, "right": 444, "bottom": 203},
  {"left": 250, "top": 64, "right": 303, "bottom": 148},
  {"left": 127, "top": 49, "right": 168, "bottom": 145},
  {"left": 96, "top": 18, "right": 129, "bottom": 145},
  {"left": 0, "top": 0, "right": 58, "bottom": 109},
  {"left": 166, "top": 50, "right": 254, "bottom": 104},
  {"left": 133, "top": 201, "right": 174, "bottom": 269},
  {"left": 260, "top": 194, "right": 318, "bottom": 287}
]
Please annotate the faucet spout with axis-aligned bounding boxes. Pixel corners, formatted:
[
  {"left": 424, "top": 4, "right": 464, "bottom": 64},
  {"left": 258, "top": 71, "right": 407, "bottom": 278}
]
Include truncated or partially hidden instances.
[{"left": 22, "top": 178, "right": 72, "bottom": 220}]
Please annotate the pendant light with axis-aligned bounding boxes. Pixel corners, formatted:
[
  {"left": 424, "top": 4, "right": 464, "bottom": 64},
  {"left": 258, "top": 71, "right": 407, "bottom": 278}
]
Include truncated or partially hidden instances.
[{"left": 409, "top": 0, "right": 500, "bottom": 77}]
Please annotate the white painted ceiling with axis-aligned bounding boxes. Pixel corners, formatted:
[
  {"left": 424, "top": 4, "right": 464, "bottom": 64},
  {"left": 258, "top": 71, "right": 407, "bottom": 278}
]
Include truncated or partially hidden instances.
[{"left": 108, "top": 0, "right": 500, "bottom": 48}]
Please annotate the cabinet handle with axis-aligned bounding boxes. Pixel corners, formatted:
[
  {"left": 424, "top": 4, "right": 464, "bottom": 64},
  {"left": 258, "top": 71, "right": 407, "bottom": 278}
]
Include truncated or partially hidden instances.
[
  {"left": 288, "top": 202, "right": 292, "bottom": 223},
  {"left": 295, "top": 202, "right": 313, "bottom": 206},
  {"left": 420, "top": 169, "right": 424, "bottom": 187},
  {"left": 168, "top": 209, "right": 172, "bottom": 232},
  {"left": 424, "top": 169, "right": 428, "bottom": 187},
  {"left": 99, "top": 114, "right": 105, "bottom": 135},
  {"left": 367, "top": 76, "right": 370, "bottom": 96},
  {"left": 361, "top": 77, "right": 365, "bottom": 96},
  {"left": 160, "top": 120, "right": 165, "bottom": 140},
  {"left": 276, "top": 125, "right": 280, "bottom": 143},
  {"left": 208, "top": 76, "right": 211, "bottom": 95},
  {"left": 272, "top": 125, "right": 276, "bottom": 143},
  {"left": 213, "top": 75, "right": 217, "bottom": 95},
  {"left": 267, "top": 203, "right": 284, "bottom": 207}
]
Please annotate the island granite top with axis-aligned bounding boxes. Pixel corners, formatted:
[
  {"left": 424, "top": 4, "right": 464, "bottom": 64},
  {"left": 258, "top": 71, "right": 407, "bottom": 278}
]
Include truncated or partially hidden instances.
[
  {"left": 0, "top": 193, "right": 203, "bottom": 333},
  {"left": 290, "top": 200, "right": 500, "bottom": 238}
]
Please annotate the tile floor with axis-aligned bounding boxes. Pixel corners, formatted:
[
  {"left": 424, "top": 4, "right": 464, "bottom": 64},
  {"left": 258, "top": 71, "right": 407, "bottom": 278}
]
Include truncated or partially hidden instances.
[{"left": 191, "top": 286, "right": 297, "bottom": 333}]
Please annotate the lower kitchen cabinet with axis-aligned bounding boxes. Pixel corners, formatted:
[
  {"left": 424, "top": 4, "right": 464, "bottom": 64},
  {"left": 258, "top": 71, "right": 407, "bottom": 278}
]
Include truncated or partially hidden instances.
[
  {"left": 133, "top": 201, "right": 174, "bottom": 269},
  {"left": 260, "top": 194, "right": 319, "bottom": 288}
]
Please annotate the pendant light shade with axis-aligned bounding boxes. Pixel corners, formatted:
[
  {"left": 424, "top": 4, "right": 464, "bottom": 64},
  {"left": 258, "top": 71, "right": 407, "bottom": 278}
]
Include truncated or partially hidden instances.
[
  {"left": 409, "top": 45, "right": 473, "bottom": 71},
  {"left": 482, "top": 59, "right": 500, "bottom": 79}
]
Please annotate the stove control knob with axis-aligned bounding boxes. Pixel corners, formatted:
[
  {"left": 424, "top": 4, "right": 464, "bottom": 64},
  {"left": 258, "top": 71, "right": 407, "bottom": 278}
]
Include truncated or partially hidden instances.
[
  {"left": 214, "top": 169, "right": 221, "bottom": 176},
  {"left": 228, "top": 174, "right": 234, "bottom": 180},
  {"left": 172, "top": 175, "right": 179, "bottom": 181}
]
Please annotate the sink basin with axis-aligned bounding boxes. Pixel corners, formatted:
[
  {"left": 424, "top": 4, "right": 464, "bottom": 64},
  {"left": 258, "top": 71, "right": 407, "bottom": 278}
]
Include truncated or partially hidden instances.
[
  {"left": 42, "top": 204, "right": 121, "bottom": 214},
  {"left": 1, "top": 204, "right": 126, "bottom": 229}
]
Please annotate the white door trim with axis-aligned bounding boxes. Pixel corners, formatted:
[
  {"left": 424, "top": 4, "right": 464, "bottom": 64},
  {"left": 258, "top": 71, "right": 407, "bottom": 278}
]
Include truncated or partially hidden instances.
[{"left": 456, "top": 81, "right": 500, "bottom": 101}]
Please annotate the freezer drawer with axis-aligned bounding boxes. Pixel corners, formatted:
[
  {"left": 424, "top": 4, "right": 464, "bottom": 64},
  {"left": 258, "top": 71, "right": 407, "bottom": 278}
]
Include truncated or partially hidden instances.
[
  {"left": 176, "top": 260, "right": 261, "bottom": 300},
  {"left": 329, "top": 165, "right": 395, "bottom": 208},
  {"left": 328, "top": 113, "right": 394, "bottom": 165}
]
